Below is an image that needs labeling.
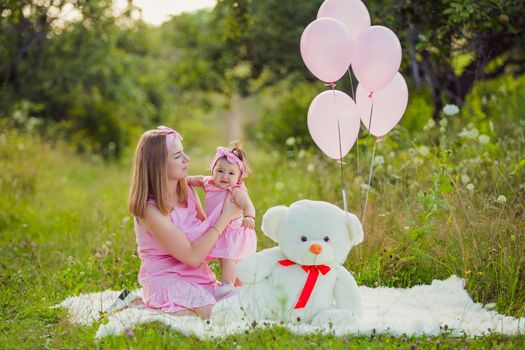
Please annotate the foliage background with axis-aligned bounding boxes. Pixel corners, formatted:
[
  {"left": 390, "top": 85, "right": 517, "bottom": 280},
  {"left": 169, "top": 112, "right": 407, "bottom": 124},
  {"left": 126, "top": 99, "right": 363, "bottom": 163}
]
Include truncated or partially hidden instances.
[{"left": 0, "top": 0, "right": 524, "bottom": 348}]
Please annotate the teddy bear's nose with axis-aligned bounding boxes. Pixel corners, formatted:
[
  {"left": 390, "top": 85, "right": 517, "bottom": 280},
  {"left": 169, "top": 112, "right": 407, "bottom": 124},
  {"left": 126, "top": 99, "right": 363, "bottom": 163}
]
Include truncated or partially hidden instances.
[{"left": 309, "top": 243, "right": 323, "bottom": 255}]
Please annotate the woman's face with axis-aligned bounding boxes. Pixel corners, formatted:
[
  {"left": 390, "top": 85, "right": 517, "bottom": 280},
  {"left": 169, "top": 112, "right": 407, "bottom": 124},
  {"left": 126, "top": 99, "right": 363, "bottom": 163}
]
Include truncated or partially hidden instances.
[{"left": 167, "top": 138, "right": 190, "bottom": 180}]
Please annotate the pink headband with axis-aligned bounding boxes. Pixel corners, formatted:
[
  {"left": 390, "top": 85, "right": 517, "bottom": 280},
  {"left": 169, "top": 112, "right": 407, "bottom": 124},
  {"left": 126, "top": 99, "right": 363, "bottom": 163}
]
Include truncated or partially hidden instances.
[
  {"left": 157, "top": 125, "right": 183, "bottom": 150},
  {"left": 210, "top": 147, "right": 245, "bottom": 180}
]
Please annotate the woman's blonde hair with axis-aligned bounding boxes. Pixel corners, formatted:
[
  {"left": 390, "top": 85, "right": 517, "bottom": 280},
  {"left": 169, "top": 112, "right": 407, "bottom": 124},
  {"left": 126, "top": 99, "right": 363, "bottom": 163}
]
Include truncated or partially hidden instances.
[{"left": 128, "top": 129, "right": 188, "bottom": 218}]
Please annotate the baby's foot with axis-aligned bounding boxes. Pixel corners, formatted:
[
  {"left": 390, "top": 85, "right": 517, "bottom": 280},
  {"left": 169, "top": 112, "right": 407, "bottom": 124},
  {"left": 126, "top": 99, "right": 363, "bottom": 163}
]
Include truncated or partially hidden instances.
[{"left": 216, "top": 281, "right": 237, "bottom": 300}]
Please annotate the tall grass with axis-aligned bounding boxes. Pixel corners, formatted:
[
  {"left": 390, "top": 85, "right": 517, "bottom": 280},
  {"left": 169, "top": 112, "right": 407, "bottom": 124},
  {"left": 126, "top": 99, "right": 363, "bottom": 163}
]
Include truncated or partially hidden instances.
[{"left": 0, "top": 109, "right": 524, "bottom": 347}]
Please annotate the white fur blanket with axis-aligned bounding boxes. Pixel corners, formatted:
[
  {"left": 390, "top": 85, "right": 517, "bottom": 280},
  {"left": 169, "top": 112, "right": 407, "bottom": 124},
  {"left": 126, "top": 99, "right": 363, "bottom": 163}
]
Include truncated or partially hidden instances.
[{"left": 56, "top": 276, "right": 524, "bottom": 338}]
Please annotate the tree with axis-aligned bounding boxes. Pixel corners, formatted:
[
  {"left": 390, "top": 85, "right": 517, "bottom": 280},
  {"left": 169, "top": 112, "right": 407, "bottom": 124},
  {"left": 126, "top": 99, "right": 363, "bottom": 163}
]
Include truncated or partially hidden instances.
[
  {"left": 1, "top": 0, "right": 174, "bottom": 157},
  {"left": 210, "top": 0, "right": 525, "bottom": 118},
  {"left": 368, "top": 0, "right": 525, "bottom": 119}
]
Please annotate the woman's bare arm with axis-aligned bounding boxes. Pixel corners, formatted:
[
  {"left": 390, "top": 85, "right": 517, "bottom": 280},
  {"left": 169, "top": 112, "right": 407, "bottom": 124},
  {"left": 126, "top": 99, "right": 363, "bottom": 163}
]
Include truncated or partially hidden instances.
[{"left": 140, "top": 194, "right": 241, "bottom": 267}]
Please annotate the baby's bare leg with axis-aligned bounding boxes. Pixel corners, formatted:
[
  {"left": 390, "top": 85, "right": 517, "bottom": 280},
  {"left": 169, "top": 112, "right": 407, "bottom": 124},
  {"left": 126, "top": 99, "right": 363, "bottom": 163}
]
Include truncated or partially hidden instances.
[{"left": 220, "top": 258, "right": 237, "bottom": 283}]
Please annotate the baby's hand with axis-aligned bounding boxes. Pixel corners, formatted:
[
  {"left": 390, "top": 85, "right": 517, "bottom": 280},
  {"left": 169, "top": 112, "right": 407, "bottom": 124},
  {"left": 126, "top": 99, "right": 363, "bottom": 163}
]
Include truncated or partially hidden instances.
[{"left": 242, "top": 216, "right": 255, "bottom": 229}]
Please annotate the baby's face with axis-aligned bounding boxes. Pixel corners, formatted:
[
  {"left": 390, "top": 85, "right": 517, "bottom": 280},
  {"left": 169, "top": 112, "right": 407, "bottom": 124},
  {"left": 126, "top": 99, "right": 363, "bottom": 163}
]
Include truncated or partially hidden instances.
[{"left": 212, "top": 158, "right": 241, "bottom": 189}]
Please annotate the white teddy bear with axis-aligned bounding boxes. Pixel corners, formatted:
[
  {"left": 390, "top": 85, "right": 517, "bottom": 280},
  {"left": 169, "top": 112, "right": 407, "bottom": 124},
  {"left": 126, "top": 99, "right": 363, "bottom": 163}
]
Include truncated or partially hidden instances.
[{"left": 211, "top": 199, "right": 364, "bottom": 326}]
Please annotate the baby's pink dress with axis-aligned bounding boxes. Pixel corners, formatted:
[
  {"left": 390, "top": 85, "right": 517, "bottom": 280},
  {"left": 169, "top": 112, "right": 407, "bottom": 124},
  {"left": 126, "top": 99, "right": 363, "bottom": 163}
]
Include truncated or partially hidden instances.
[
  {"left": 204, "top": 177, "right": 257, "bottom": 259},
  {"left": 134, "top": 187, "right": 220, "bottom": 313}
]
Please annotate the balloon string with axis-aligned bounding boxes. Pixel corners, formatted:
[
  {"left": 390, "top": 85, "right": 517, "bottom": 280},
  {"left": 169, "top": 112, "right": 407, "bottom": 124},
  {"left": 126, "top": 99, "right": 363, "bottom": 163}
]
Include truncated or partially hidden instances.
[
  {"left": 347, "top": 69, "right": 355, "bottom": 100},
  {"left": 362, "top": 137, "right": 382, "bottom": 228},
  {"left": 347, "top": 68, "right": 359, "bottom": 181},
  {"left": 367, "top": 97, "right": 374, "bottom": 133},
  {"left": 331, "top": 87, "right": 348, "bottom": 212},
  {"left": 361, "top": 99, "right": 375, "bottom": 213}
]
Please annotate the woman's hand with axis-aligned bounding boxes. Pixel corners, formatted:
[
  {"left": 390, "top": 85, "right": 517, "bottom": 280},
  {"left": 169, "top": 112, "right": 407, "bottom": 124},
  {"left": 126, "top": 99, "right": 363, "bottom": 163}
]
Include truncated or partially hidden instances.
[{"left": 221, "top": 193, "right": 242, "bottom": 220}]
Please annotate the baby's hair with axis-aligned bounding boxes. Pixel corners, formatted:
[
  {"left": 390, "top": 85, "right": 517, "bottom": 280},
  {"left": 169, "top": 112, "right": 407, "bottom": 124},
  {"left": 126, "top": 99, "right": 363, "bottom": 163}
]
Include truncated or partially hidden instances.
[{"left": 229, "top": 140, "right": 251, "bottom": 178}]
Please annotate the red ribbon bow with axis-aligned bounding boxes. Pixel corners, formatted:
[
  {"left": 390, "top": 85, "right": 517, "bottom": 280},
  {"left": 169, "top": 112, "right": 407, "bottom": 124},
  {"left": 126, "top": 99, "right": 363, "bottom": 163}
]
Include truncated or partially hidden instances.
[{"left": 278, "top": 259, "right": 331, "bottom": 309}]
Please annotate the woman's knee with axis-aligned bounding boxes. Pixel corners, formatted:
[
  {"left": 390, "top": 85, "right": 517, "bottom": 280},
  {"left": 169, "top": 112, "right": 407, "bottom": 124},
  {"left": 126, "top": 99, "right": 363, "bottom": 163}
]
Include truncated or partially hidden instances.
[{"left": 170, "top": 305, "right": 213, "bottom": 319}]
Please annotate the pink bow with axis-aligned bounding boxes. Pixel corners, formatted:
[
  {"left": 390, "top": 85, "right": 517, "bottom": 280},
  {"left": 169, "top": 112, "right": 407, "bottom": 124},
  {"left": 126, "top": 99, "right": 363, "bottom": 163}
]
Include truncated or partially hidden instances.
[
  {"left": 157, "top": 125, "right": 183, "bottom": 150},
  {"left": 210, "top": 147, "right": 245, "bottom": 179}
]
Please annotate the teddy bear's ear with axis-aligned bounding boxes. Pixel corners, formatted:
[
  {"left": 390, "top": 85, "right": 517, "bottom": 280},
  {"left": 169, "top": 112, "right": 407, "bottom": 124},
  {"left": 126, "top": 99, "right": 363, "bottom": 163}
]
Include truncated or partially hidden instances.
[
  {"left": 261, "top": 205, "right": 288, "bottom": 242},
  {"left": 345, "top": 212, "right": 364, "bottom": 247}
]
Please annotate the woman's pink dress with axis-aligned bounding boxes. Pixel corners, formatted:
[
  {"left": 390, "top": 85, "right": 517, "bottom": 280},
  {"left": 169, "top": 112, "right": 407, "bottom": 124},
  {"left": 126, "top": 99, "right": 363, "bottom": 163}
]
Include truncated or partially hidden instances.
[
  {"left": 204, "top": 177, "right": 257, "bottom": 259},
  {"left": 134, "top": 187, "right": 220, "bottom": 313}
]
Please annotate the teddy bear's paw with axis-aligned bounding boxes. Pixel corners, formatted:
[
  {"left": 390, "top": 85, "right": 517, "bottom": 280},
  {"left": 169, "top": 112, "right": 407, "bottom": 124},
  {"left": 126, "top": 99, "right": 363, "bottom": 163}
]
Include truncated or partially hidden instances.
[{"left": 311, "top": 309, "right": 358, "bottom": 327}]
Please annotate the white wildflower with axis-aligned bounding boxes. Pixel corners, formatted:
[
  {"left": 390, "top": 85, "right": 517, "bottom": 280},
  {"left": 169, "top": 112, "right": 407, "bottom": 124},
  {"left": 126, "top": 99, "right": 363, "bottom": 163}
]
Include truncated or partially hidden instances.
[
  {"left": 466, "top": 183, "right": 475, "bottom": 191},
  {"left": 298, "top": 149, "right": 305, "bottom": 159},
  {"left": 496, "top": 195, "right": 506, "bottom": 204},
  {"left": 91, "top": 154, "right": 101, "bottom": 162},
  {"left": 478, "top": 134, "right": 490, "bottom": 144},
  {"left": 439, "top": 127, "right": 446, "bottom": 134},
  {"left": 484, "top": 302, "right": 497, "bottom": 310},
  {"left": 459, "top": 128, "right": 479, "bottom": 139},
  {"left": 418, "top": 146, "right": 430, "bottom": 157},
  {"left": 470, "top": 157, "right": 481, "bottom": 165},
  {"left": 423, "top": 118, "right": 436, "bottom": 130},
  {"left": 461, "top": 175, "right": 470, "bottom": 184},
  {"left": 373, "top": 155, "right": 385, "bottom": 166},
  {"left": 442, "top": 104, "right": 459, "bottom": 116},
  {"left": 285, "top": 137, "right": 296, "bottom": 146},
  {"left": 439, "top": 118, "right": 448, "bottom": 127},
  {"left": 306, "top": 164, "right": 315, "bottom": 172}
]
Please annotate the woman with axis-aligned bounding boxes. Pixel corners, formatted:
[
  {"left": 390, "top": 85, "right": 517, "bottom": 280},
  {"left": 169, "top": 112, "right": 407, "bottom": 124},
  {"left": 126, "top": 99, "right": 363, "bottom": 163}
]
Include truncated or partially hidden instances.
[{"left": 128, "top": 126, "right": 242, "bottom": 318}]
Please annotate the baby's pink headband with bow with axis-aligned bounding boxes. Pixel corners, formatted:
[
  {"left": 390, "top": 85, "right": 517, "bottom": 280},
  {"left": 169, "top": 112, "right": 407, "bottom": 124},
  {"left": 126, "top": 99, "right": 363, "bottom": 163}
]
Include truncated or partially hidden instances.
[
  {"left": 157, "top": 125, "right": 183, "bottom": 150},
  {"left": 210, "top": 147, "right": 245, "bottom": 179}
]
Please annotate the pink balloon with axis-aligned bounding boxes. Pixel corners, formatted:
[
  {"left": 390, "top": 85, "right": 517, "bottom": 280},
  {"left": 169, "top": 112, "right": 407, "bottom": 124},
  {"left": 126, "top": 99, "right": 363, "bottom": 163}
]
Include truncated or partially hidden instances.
[
  {"left": 307, "top": 90, "right": 361, "bottom": 159},
  {"left": 356, "top": 72, "right": 408, "bottom": 137},
  {"left": 300, "top": 18, "right": 353, "bottom": 83},
  {"left": 352, "top": 26, "right": 402, "bottom": 92},
  {"left": 317, "top": 0, "right": 371, "bottom": 40}
]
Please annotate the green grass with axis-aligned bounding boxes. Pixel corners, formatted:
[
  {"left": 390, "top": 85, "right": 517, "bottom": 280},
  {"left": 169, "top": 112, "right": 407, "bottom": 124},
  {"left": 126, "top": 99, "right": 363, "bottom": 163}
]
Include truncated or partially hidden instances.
[{"left": 1, "top": 113, "right": 524, "bottom": 348}]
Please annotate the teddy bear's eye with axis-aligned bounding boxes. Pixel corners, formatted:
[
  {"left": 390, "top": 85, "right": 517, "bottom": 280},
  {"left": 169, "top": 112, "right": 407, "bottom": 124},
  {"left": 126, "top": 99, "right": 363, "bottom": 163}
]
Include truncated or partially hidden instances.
[
  {"left": 323, "top": 236, "right": 330, "bottom": 242},
  {"left": 301, "top": 236, "right": 308, "bottom": 242}
]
